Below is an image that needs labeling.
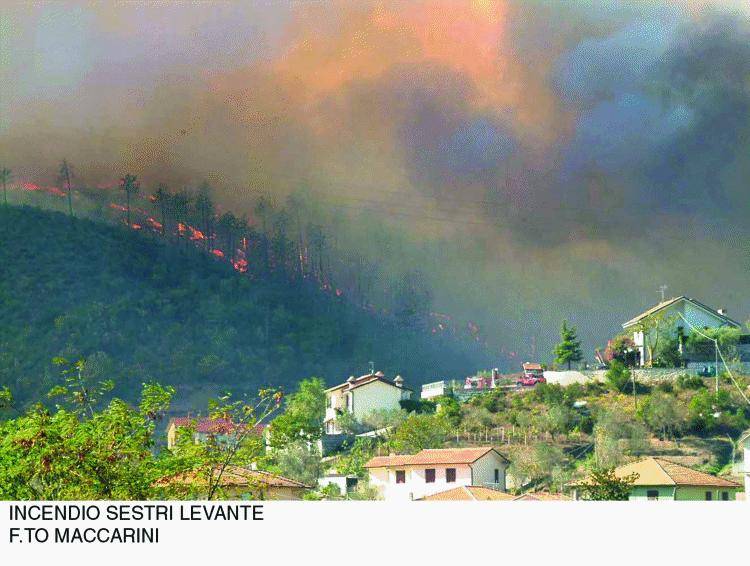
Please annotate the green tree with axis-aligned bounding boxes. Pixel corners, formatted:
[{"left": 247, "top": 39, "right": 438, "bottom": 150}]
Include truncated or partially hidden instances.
[
  {"left": 268, "top": 377, "right": 326, "bottom": 448},
  {"left": 538, "top": 404, "right": 576, "bottom": 440},
  {"left": 576, "top": 467, "right": 638, "bottom": 501},
  {"left": 0, "top": 360, "right": 174, "bottom": 500},
  {"left": 640, "top": 391, "right": 685, "bottom": 440},
  {"left": 632, "top": 312, "right": 677, "bottom": 367},
  {"left": 388, "top": 413, "right": 450, "bottom": 454},
  {"left": 434, "top": 395, "right": 462, "bottom": 427},
  {"left": 508, "top": 442, "right": 567, "bottom": 492},
  {"left": 605, "top": 359, "right": 631, "bottom": 393},
  {"left": 163, "top": 387, "right": 282, "bottom": 500},
  {"left": 553, "top": 320, "right": 583, "bottom": 370},
  {"left": 273, "top": 441, "right": 322, "bottom": 486},
  {"left": 336, "top": 437, "right": 377, "bottom": 478}
]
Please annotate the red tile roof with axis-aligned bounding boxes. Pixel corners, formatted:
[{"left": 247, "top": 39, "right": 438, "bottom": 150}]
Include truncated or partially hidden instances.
[
  {"left": 154, "top": 465, "right": 311, "bottom": 489},
  {"left": 514, "top": 492, "right": 572, "bottom": 501},
  {"left": 365, "top": 447, "right": 506, "bottom": 468},
  {"left": 419, "top": 486, "right": 515, "bottom": 501},
  {"left": 169, "top": 417, "right": 266, "bottom": 435}
]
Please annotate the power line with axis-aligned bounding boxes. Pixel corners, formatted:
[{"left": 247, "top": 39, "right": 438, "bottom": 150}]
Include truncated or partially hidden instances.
[{"left": 675, "top": 311, "right": 750, "bottom": 405}]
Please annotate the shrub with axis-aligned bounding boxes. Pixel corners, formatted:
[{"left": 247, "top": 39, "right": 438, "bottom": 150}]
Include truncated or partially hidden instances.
[
  {"left": 654, "top": 381, "right": 674, "bottom": 394},
  {"left": 676, "top": 374, "right": 706, "bottom": 391},
  {"left": 605, "top": 360, "right": 631, "bottom": 393}
]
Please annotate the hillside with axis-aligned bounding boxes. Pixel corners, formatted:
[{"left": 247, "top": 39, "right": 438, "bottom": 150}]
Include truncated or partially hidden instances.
[{"left": 0, "top": 205, "right": 490, "bottom": 409}]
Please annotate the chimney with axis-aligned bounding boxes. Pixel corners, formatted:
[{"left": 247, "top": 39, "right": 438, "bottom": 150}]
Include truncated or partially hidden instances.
[
  {"left": 394, "top": 375, "right": 404, "bottom": 388},
  {"left": 718, "top": 307, "right": 727, "bottom": 316},
  {"left": 347, "top": 375, "right": 356, "bottom": 389}
]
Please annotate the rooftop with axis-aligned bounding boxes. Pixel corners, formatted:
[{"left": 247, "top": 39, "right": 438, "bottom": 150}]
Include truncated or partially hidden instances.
[
  {"left": 169, "top": 417, "right": 267, "bottom": 435},
  {"left": 622, "top": 296, "right": 741, "bottom": 329},
  {"left": 574, "top": 457, "right": 741, "bottom": 489},
  {"left": 326, "top": 371, "right": 412, "bottom": 393},
  {"left": 154, "top": 465, "right": 311, "bottom": 489},
  {"left": 419, "top": 486, "right": 515, "bottom": 501},
  {"left": 365, "top": 446, "right": 507, "bottom": 468}
]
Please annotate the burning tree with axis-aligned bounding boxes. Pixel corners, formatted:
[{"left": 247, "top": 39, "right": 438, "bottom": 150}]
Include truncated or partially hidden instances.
[
  {"left": 58, "top": 159, "right": 74, "bottom": 217},
  {"left": 119, "top": 173, "right": 140, "bottom": 226},
  {"left": 152, "top": 182, "right": 171, "bottom": 235}
]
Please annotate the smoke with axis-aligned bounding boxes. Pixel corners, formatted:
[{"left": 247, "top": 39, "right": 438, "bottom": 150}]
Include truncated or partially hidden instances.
[{"left": 2, "top": 0, "right": 750, "bottom": 363}]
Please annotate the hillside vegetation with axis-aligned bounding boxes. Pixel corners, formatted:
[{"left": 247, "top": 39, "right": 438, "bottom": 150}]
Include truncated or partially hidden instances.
[{"left": 0, "top": 205, "right": 487, "bottom": 409}]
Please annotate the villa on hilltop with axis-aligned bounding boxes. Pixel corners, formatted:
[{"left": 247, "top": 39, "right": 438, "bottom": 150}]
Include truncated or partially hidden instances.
[
  {"left": 622, "top": 296, "right": 748, "bottom": 368},
  {"left": 324, "top": 370, "right": 412, "bottom": 435}
]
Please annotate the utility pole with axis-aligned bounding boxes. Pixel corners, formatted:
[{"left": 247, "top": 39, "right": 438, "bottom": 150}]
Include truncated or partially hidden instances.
[
  {"left": 715, "top": 340, "right": 719, "bottom": 396},
  {"left": 658, "top": 285, "right": 668, "bottom": 302}
]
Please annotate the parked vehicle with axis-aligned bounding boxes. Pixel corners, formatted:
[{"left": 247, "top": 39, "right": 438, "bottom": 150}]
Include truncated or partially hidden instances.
[
  {"left": 516, "top": 374, "right": 546, "bottom": 387},
  {"left": 518, "top": 362, "right": 546, "bottom": 386}
]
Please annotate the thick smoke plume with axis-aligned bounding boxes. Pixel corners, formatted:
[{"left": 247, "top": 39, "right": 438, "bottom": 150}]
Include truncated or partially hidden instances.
[{"left": 2, "top": 0, "right": 750, "bottom": 362}]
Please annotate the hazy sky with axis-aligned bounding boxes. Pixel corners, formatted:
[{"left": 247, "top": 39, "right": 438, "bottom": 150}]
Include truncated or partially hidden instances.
[{"left": 2, "top": 0, "right": 750, "bottom": 364}]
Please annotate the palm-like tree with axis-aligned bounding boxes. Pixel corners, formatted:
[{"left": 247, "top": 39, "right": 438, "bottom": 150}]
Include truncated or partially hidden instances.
[
  {"left": 1, "top": 167, "right": 11, "bottom": 207},
  {"left": 120, "top": 174, "right": 139, "bottom": 226},
  {"left": 58, "top": 159, "right": 74, "bottom": 217},
  {"left": 152, "top": 183, "right": 171, "bottom": 235}
]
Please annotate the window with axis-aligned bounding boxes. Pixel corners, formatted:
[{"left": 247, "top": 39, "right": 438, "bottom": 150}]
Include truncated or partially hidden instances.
[
  {"left": 705, "top": 491, "right": 713, "bottom": 501},
  {"left": 395, "top": 470, "right": 406, "bottom": 484},
  {"left": 721, "top": 492, "right": 729, "bottom": 501},
  {"left": 446, "top": 468, "right": 456, "bottom": 483},
  {"left": 425, "top": 469, "right": 436, "bottom": 483},
  {"left": 494, "top": 469, "right": 500, "bottom": 484},
  {"left": 646, "top": 490, "right": 659, "bottom": 500}
]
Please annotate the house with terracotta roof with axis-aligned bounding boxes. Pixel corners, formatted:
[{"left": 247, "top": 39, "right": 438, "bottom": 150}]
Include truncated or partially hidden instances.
[
  {"left": 166, "top": 416, "right": 266, "bottom": 449},
  {"left": 154, "top": 465, "right": 311, "bottom": 500},
  {"left": 571, "top": 457, "right": 742, "bottom": 501},
  {"left": 324, "top": 371, "right": 412, "bottom": 434},
  {"left": 365, "top": 446, "right": 509, "bottom": 501},
  {"left": 621, "top": 296, "right": 743, "bottom": 367}
]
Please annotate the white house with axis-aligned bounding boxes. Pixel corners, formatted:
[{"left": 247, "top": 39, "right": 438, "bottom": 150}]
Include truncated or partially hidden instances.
[
  {"left": 365, "top": 446, "right": 509, "bottom": 501},
  {"left": 324, "top": 371, "right": 412, "bottom": 435},
  {"left": 622, "top": 296, "right": 741, "bottom": 367}
]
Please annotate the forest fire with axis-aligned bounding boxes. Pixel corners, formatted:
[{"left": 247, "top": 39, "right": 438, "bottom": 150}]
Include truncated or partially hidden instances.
[
  {"left": 20, "top": 182, "right": 66, "bottom": 198},
  {"left": 11, "top": 173, "right": 498, "bottom": 363}
]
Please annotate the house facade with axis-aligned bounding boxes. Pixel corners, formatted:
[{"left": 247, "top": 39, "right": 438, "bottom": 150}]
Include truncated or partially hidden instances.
[
  {"left": 622, "top": 296, "right": 743, "bottom": 367},
  {"left": 324, "top": 371, "right": 412, "bottom": 434},
  {"left": 572, "top": 457, "right": 742, "bottom": 501},
  {"left": 365, "top": 447, "right": 509, "bottom": 501}
]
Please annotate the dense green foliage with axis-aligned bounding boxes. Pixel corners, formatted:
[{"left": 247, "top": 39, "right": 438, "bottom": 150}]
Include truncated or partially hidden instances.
[
  {"left": 0, "top": 206, "right": 485, "bottom": 409},
  {"left": 553, "top": 320, "right": 583, "bottom": 370},
  {"left": 575, "top": 468, "right": 638, "bottom": 501}
]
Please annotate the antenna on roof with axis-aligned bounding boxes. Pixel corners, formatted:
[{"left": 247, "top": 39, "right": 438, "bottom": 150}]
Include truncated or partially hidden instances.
[
  {"left": 659, "top": 285, "right": 668, "bottom": 302},
  {"left": 368, "top": 361, "right": 375, "bottom": 374}
]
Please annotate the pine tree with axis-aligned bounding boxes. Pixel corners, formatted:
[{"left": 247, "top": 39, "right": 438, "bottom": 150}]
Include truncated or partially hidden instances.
[{"left": 554, "top": 320, "right": 583, "bottom": 370}]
